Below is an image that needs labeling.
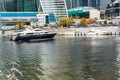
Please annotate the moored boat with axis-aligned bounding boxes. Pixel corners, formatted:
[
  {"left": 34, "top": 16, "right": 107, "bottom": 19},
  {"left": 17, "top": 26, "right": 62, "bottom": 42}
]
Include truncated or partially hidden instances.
[
  {"left": 87, "top": 29, "right": 108, "bottom": 35},
  {"left": 11, "top": 28, "right": 57, "bottom": 42}
]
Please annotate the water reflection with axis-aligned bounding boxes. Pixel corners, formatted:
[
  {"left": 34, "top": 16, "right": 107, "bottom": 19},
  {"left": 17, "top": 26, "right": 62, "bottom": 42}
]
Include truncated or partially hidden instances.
[
  {"left": 115, "top": 37, "right": 120, "bottom": 80},
  {"left": 0, "top": 36, "right": 119, "bottom": 80}
]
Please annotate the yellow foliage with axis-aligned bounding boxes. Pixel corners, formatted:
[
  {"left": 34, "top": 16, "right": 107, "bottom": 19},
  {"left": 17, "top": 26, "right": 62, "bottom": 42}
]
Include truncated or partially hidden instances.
[
  {"left": 15, "top": 22, "right": 25, "bottom": 29},
  {"left": 65, "top": 17, "right": 73, "bottom": 27},
  {"left": 80, "top": 18, "right": 86, "bottom": 26},
  {"left": 73, "top": 16, "right": 79, "bottom": 19},
  {"left": 86, "top": 19, "right": 91, "bottom": 24},
  {"left": 80, "top": 18, "right": 92, "bottom": 27},
  {"left": 58, "top": 17, "right": 73, "bottom": 27},
  {"left": 58, "top": 18, "right": 65, "bottom": 27}
]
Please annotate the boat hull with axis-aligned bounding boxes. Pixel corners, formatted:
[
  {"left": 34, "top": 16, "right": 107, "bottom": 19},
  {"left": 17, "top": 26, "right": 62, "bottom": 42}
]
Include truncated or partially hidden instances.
[{"left": 11, "top": 33, "right": 57, "bottom": 42}]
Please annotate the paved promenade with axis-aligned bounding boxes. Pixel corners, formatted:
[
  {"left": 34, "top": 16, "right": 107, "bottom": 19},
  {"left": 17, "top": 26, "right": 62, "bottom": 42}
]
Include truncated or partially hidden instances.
[
  {"left": 2, "top": 26, "right": 120, "bottom": 37},
  {"left": 63, "top": 26, "right": 120, "bottom": 36}
]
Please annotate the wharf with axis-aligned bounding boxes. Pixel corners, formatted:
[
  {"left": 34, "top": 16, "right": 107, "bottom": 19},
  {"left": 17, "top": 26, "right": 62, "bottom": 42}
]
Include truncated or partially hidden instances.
[
  {"left": 2, "top": 26, "right": 120, "bottom": 37},
  {"left": 63, "top": 27, "right": 120, "bottom": 36}
]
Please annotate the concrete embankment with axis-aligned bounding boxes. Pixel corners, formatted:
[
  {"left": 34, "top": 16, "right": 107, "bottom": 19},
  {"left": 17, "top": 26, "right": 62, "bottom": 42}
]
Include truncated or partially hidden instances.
[
  {"left": 63, "top": 27, "right": 120, "bottom": 36},
  {"left": 2, "top": 27, "right": 120, "bottom": 37}
]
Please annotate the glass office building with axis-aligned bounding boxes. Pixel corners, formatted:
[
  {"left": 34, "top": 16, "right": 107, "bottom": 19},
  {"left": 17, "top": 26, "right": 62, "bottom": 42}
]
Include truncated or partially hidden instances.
[
  {"left": 0, "top": 0, "right": 67, "bottom": 19},
  {"left": 66, "top": 0, "right": 113, "bottom": 10},
  {"left": 0, "top": 0, "right": 40, "bottom": 12}
]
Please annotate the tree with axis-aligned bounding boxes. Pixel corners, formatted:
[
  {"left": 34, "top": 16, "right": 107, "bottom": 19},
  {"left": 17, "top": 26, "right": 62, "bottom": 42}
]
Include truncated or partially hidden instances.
[
  {"left": 58, "top": 17, "right": 73, "bottom": 27},
  {"left": 86, "top": 18, "right": 91, "bottom": 25},
  {"left": 65, "top": 17, "right": 73, "bottom": 27},
  {"left": 73, "top": 16, "right": 79, "bottom": 19},
  {"left": 15, "top": 22, "right": 25, "bottom": 29},
  {"left": 80, "top": 17, "right": 86, "bottom": 26},
  {"left": 58, "top": 18, "right": 65, "bottom": 27}
]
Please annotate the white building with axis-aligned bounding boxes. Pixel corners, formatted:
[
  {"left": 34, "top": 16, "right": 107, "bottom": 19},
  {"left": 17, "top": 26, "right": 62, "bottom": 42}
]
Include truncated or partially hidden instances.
[
  {"left": 39, "top": 0, "right": 68, "bottom": 19},
  {"left": 37, "top": 13, "right": 47, "bottom": 26},
  {"left": 36, "top": 12, "right": 57, "bottom": 26},
  {"left": 89, "top": 9, "right": 100, "bottom": 19}
]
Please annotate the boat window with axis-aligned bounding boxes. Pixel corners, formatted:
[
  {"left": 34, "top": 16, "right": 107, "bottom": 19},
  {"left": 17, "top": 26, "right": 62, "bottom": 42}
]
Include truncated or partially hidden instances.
[
  {"left": 89, "top": 30, "right": 95, "bottom": 32},
  {"left": 19, "top": 33, "right": 24, "bottom": 36},
  {"left": 27, "top": 33, "right": 33, "bottom": 35},
  {"left": 34, "top": 29, "right": 42, "bottom": 31}
]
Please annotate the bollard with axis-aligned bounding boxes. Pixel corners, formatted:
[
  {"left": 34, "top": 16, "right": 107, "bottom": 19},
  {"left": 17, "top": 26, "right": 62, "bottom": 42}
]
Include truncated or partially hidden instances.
[
  {"left": 78, "top": 32, "right": 79, "bottom": 36},
  {"left": 84, "top": 32, "right": 86, "bottom": 36},
  {"left": 75, "top": 32, "right": 76, "bottom": 36},
  {"left": 115, "top": 32, "right": 116, "bottom": 35},
  {"left": 81, "top": 32, "right": 82, "bottom": 36},
  {"left": 111, "top": 32, "right": 112, "bottom": 35}
]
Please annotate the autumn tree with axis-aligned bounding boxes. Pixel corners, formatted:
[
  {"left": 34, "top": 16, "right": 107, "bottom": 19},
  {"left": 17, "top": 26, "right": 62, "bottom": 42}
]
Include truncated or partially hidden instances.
[
  {"left": 15, "top": 22, "right": 25, "bottom": 29},
  {"left": 86, "top": 18, "right": 91, "bottom": 25},
  {"left": 80, "top": 17, "right": 86, "bottom": 27},
  {"left": 73, "top": 16, "right": 79, "bottom": 19},
  {"left": 65, "top": 17, "right": 73, "bottom": 27},
  {"left": 58, "top": 18, "right": 65, "bottom": 27}
]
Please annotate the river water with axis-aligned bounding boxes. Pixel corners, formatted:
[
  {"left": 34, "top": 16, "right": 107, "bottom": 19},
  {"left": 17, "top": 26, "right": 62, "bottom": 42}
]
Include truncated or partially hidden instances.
[{"left": 0, "top": 36, "right": 120, "bottom": 80}]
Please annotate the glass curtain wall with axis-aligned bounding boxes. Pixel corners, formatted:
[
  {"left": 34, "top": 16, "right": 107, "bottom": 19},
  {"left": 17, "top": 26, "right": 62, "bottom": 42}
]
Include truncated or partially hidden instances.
[
  {"left": 79, "top": 0, "right": 88, "bottom": 7},
  {"left": 20, "top": 0, "right": 38, "bottom": 11},
  {"left": 66, "top": 0, "right": 113, "bottom": 10},
  {"left": 0, "top": 0, "right": 40, "bottom": 12},
  {"left": 88, "top": 0, "right": 100, "bottom": 9},
  {"left": 0, "top": 0, "right": 5, "bottom": 11},
  {"left": 0, "top": 0, "right": 15, "bottom": 11}
]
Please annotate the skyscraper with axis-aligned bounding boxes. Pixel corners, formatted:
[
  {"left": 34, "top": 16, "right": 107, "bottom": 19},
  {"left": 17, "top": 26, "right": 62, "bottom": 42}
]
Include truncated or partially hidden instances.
[
  {"left": 88, "top": 0, "right": 100, "bottom": 9},
  {"left": 0, "top": 0, "right": 5, "bottom": 11},
  {"left": 66, "top": 0, "right": 113, "bottom": 10},
  {"left": 65, "top": 0, "right": 88, "bottom": 9},
  {"left": 0, "top": 0, "right": 68, "bottom": 19},
  {"left": 0, "top": 0, "right": 39, "bottom": 12},
  {"left": 99, "top": 0, "right": 111, "bottom": 10},
  {"left": 39, "top": 0, "right": 68, "bottom": 19}
]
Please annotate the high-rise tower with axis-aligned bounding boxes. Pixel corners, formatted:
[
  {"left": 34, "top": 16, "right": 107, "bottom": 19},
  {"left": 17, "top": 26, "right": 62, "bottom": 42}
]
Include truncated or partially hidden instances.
[
  {"left": 66, "top": 0, "right": 113, "bottom": 10},
  {"left": 0, "top": 0, "right": 40, "bottom": 12}
]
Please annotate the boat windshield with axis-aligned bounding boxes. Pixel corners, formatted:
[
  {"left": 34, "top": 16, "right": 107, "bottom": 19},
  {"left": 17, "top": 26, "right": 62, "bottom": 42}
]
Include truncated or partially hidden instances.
[
  {"left": 26, "top": 33, "right": 33, "bottom": 35},
  {"left": 34, "top": 29, "right": 42, "bottom": 31},
  {"left": 89, "top": 30, "right": 95, "bottom": 32}
]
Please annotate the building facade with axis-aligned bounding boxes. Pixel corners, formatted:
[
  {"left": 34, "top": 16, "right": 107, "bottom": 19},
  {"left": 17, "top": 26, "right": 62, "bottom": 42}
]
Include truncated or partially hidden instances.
[
  {"left": 68, "top": 7, "right": 100, "bottom": 19},
  {"left": 65, "top": 0, "right": 113, "bottom": 10},
  {"left": 37, "top": 13, "right": 57, "bottom": 26},
  {"left": 0, "top": 0, "right": 68, "bottom": 19},
  {"left": 65, "top": 0, "right": 88, "bottom": 9},
  {"left": 0, "top": 0, "right": 40, "bottom": 12},
  {"left": 39, "top": 0, "right": 68, "bottom": 19},
  {"left": 105, "top": 0, "right": 120, "bottom": 18}
]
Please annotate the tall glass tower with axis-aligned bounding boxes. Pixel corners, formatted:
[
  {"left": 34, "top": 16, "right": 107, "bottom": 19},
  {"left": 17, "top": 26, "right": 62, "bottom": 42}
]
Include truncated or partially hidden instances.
[
  {"left": 18, "top": 0, "right": 39, "bottom": 11},
  {"left": 0, "top": 0, "right": 5, "bottom": 11},
  {"left": 0, "top": 0, "right": 40, "bottom": 12},
  {"left": 66, "top": 0, "right": 113, "bottom": 10}
]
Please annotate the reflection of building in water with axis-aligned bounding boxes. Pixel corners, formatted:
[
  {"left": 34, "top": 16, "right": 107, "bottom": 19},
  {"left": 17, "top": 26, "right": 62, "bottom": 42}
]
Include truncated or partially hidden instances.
[
  {"left": 115, "top": 38, "right": 120, "bottom": 79},
  {"left": 6, "top": 43, "right": 44, "bottom": 80},
  {"left": 80, "top": 37, "right": 116, "bottom": 80},
  {"left": 40, "top": 40, "right": 72, "bottom": 80}
]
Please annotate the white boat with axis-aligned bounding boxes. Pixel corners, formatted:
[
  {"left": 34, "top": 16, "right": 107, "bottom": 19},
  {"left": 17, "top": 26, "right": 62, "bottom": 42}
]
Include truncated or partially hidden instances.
[
  {"left": 87, "top": 29, "right": 107, "bottom": 35},
  {"left": 11, "top": 28, "right": 57, "bottom": 42}
]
